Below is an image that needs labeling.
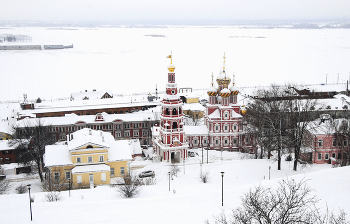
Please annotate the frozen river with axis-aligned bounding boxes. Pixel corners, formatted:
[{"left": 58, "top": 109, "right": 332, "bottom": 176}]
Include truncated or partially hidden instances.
[{"left": 0, "top": 26, "right": 350, "bottom": 101}]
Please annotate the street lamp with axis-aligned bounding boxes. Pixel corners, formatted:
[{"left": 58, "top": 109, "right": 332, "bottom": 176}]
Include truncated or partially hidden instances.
[
  {"left": 269, "top": 166, "right": 271, "bottom": 180},
  {"left": 27, "top": 184, "right": 32, "bottom": 221},
  {"left": 68, "top": 178, "right": 71, "bottom": 197},
  {"left": 221, "top": 172, "right": 224, "bottom": 206},
  {"left": 168, "top": 171, "right": 171, "bottom": 191}
]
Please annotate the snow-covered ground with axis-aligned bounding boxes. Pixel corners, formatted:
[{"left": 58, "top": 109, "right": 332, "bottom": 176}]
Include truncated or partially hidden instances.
[{"left": 1, "top": 150, "right": 348, "bottom": 224}]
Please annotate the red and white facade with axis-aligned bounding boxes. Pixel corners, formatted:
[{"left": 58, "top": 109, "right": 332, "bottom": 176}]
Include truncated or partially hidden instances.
[
  {"left": 185, "top": 54, "right": 255, "bottom": 153},
  {"left": 153, "top": 57, "right": 189, "bottom": 162}
]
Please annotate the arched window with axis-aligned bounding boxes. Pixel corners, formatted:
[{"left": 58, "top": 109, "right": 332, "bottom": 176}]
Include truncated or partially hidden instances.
[
  {"left": 165, "top": 108, "right": 170, "bottom": 115},
  {"left": 86, "top": 145, "right": 93, "bottom": 149},
  {"left": 172, "top": 108, "right": 177, "bottom": 115},
  {"left": 173, "top": 122, "right": 178, "bottom": 129}
]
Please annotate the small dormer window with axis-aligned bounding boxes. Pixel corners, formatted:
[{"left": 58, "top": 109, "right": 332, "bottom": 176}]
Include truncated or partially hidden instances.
[
  {"left": 95, "top": 113, "right": 104, "bottom": 121},
  {"left": 223, "top": 111, "right": 229, "bottom": 120},
  {"left": 86, "top": 145, "right": 93, "bottom": 149}
]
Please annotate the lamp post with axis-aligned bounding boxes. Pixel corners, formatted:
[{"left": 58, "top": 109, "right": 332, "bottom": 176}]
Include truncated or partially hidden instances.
[
  {"left": 68, "top": 178, "right": 71, "bottom": 197},
  {"left": 27, "top": 184, "right": 32, "bottom": 221},
  {"left": 221, "top": 172, "right": 224, "bottom": 206},
  {"left": 168, "top": 171, "right": 171, "bottom": 191},
  {"left": 269, "top": 166, "right": 271, "bottom": 180}
]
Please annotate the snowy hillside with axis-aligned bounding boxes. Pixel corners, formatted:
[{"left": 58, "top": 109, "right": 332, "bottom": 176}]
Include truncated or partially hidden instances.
[{"left": 1, "top": 150, "right": 348, "bottom": 224}]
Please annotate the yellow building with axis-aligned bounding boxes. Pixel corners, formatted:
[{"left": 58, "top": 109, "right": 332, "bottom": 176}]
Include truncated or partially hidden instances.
[{"left": 44, "top": 128, "right": 134, "bottom": 189}]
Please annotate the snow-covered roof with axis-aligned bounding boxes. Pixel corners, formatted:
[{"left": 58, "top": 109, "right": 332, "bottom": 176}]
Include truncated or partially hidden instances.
[
  {"left": 184, "top": 125, "right": 208, "bottom": 135},
  {"left": 16, "top": 110, "right": 160, "bottom": 127},
  {"left": 108, "top": 140, "right": 133, "bottom": 161},
  {"left": 71, "top": 164, "right": 110, "bottom": 174},
  {"left": 0, "top": 140, "right": 15, "bottom": 151},
  {"left": 44, "top": 145, "right": 73, "bottom": 167},
  {"left": 70, "top": 90, "right": 113, "bottom": 101},
  {"left": 208, "top": 109, "right": 220, "bottom": 118},
  {"left": 129, "top": 139, "right": 142, "bottom": 155},
  {"left": 19, "top": 97, "right": 160, "bottom": 117},
  {"left": 67, "top": 128, "right": 111, "bottom": 151},
  {"left": 182, "top": 103, "right": 205, "bottom": 111}
]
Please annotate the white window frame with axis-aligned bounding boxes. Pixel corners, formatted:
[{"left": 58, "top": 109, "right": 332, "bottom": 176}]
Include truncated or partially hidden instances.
[
  {"left": 317, "top": 153, "right": 322, "bottom": 160},
  {"left": 224, "top": 138, "right": 229, "bottom": 146},
  {"left": 318, "top": 139, "right": 323, "bottom": 147},
  {"left": 77, "top": 175, "right": 82, "bottom": 184},
  {"left": 65, "top": 171, "right": 71, "bottom": 180},
  {"left": 325, "top": 153, "right": 329, "bottom": 160},
  {"left": 120, "top": 167, "right": 125, "bottom": 175},
  {"left": 215, "top": 138, "right": 220, "bottom": 146},
  {"left": 233, "top": 138, "right": 238, "bottom": 145},
  {"left": 76, "top": 157, "right": 81, "bottom": 163},
  {"left": 110, "top": 168, "right": 115, "bottom": 176},
  {"left": 215, "top": 124, "right": 220, "bottom": 132},
  {"left": 88, "top": 156, "right": 93, "bottom": 163},
  {"left": 224, "top": 124, "right": 229, "bottom": 132},
  {"left": 101, "top": 173, "right": 106, "bottom": 182},
  {"left": 124, "top": 131, "right": 130, "bottom": 137},
  {"left": 133, "top": 131, "right": 139, "bottom": 137},
  {"left": 99, "top": 155, "right": 104, "bottom": 162},
  {"left": 54, "top": 172, "right": 60, "bottom": 182},
  {"left": 115, "top": 132, "right": 121, "bottom": 137}
]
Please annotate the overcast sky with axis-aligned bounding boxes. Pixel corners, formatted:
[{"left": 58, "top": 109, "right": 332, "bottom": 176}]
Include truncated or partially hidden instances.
[{"left": 1, "top": 0, "right": 350, "bottom": 24}]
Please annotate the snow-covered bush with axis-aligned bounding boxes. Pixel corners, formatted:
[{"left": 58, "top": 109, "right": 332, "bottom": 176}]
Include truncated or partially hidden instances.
[
  {"left": 170, "top": 165, "right": 181, "bottom": 177},
  {"left": 199, "top": 171, "right": 210, "bottom": 183},
  {"left": 114, "top": 173, "right": 142, "bottom": 198},
  {"left": 0, "top": 180, "right": 10, "bottom": 194},
  {"left": 15, "top": 183, "right": 28, "bottom": 194},
  {"left": 44, "top": 191, "right": 62, "bottom": 202}
]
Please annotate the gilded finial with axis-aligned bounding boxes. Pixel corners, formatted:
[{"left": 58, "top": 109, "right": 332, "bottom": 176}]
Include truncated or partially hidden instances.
[
  {"left": 166, "top": 51, "right": 175, "bottom": 72},
  {"left": 211, "top": 72, "right": 214, "bottom": 87},
  {"left": 223, "top": 52, "right": 226, "bottom": 73}
]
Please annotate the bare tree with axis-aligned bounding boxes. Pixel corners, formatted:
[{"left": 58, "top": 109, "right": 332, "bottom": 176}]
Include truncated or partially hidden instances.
[
  {"left": 114, "top": 172, "right": 142, "bottom": 198},
  {"left": 208, "top": 178, "right": 349, "bottom": 224},
  {"left": 9, "top": 119, "right": 55, "bottom": 182},
  {"left": 183, "top": 110, "right": 203, "bottom": 126},
  {"left": 284, "top": 89, "right": 321, "bottom": 171},
  {"left": 246, "top": 85, "right": 291, "bottom": 169},
  {"left": 330, "top": 118, "right": 350, "bottom": 166}
]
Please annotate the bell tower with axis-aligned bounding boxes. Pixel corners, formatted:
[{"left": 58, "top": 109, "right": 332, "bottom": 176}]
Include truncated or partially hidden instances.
[{"left": 153, "top": 53, "right": 189, "bottom": 163}]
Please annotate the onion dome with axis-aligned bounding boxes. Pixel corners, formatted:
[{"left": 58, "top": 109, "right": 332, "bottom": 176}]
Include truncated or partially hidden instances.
[
  {"left": 220, "top": 88, "right": 231, "bottom": 98},
  {"left": 216, "top": 72, "right": 231, "bottom": 87},
  {"left": 230, "top": 85, "right": 239, "bottom": 95},
  {"left": 207, "top": 72, "right": 218, "bottom": 96},
  {"left": 216, "top": 53, "right": 231, "bottom": 87},
  {"left": 167, "top": 52, "right": 175, "bottom": 72},
  {"left": 168, "top": 64, "right": 175, "bottom": 73},
  {"left": 207, "top": 86, "right": 218, "bottom": 96},
  {"left": 240, "top": 104, "right": 247, "bottom": 116}
]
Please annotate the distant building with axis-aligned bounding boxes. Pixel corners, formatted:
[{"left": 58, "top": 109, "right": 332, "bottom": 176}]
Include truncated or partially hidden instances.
[{"left": 70, "top": 90, "right": 113, "bottom": 101}]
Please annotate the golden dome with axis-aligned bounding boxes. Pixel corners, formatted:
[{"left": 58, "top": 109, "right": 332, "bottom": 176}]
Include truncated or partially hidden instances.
[{"left": 240, "top": 104, "right": 247, "bottom": 116}]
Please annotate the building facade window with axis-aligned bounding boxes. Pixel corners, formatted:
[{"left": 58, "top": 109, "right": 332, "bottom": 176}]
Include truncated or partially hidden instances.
[
  {"left": 99, "top": 155, "right": 104, "bottom": 162},
  {"left": 77, "top": 175, "right": 82, "bottom": 184},
  {"left": 54, "top": 172, "right": 60, "bottom": 182},
  {"left": 318, "top": 139, "right": 323, "bottom": 147},
  {"left": 77, "top": 157, "right": 81, "bottom": 163},
  {"left": 88, "top": 156, "right": 93, "bottom": 163},
  {"left": 325, "top": 153, "right": 329, "bottom": 160},
  {"left": 332, "top": 153, "right": 336, "bottom": 158},
  {"left": 101, "top": 173, "right": 106, "bottom": 182},
  {"left": 111, "top": 168, "right": 115, "bottom": 176},
  {"left": 317, "top": 153, "right": 322, "bottom": 160},
  {"left": 333, "top": 139, "right": 336, "bottom": 147},
  {"left": 120, "top": 167, "right": 125, "bottom": 175},
  {"left": 65, "top": 171, "right": 71, "bottom": 180},
  {"left": 124, "top": 131, "right": 130, "bottom": 137}
]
